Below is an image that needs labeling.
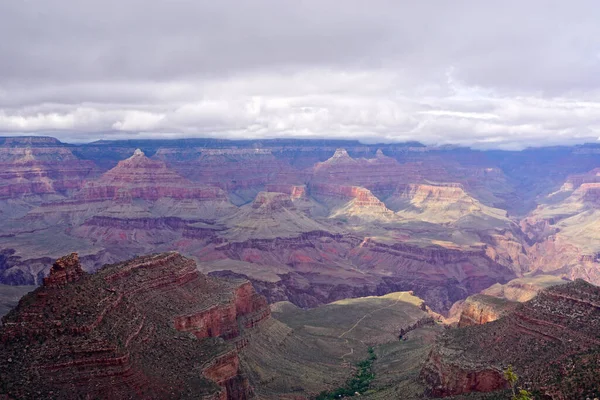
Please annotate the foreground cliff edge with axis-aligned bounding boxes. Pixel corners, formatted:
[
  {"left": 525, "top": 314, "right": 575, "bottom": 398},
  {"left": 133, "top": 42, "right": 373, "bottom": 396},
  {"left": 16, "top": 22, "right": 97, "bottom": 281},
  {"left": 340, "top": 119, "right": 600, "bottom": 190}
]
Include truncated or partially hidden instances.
[
  {"left": 421, "top": 279, "right": 600, "bottom": 399},
  {"left": 0, "top": 252, "right": 270, "bottom": 399},
  {"left": 0, "top": 251, "right": 446, "bottom": 399}
]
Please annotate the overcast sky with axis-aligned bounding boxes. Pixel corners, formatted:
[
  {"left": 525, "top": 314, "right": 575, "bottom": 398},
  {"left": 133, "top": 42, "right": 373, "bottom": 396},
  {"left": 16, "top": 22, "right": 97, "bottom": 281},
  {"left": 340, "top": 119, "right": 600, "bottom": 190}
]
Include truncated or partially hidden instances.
[{"left": 1, "top": 1, "right": 600, "bottom": 148}]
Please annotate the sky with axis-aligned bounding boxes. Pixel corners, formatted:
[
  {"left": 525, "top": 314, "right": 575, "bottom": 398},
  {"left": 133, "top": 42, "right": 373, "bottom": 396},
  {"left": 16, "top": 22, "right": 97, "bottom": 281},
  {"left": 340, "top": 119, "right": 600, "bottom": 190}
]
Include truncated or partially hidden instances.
[{"left": 1, "top": 0, "right": 600, "bottom": 149}]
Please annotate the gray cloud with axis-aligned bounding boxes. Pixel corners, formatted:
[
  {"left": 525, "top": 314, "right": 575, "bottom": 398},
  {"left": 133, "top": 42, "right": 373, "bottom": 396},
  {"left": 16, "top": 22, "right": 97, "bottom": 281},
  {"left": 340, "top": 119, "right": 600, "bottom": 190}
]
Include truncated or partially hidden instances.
[{"left": 1, "top": 0, "right": 600, "bottom": 148}]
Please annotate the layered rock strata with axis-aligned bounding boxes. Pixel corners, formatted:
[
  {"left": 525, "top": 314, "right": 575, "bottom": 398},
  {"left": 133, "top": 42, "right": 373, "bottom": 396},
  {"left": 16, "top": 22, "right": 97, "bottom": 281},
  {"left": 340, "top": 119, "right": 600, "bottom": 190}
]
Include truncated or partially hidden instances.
[
  {"left": 0, "top": 252, "right": 270, "bottom": 399},
  {"left": 421, "top": 280, "right": 600, "bottom": 398}
]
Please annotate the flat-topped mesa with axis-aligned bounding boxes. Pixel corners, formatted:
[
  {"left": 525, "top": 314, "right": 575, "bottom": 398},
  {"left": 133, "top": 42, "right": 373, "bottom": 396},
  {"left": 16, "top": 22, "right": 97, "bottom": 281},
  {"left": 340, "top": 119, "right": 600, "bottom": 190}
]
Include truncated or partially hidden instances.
[
  {"left": 0, "top": 252, "right": 269, "bottom": 399},
  {"left": 0, "top": 136, "right": 63, "bottom": 147},
  {"left": 43, "top": 252, "right": 85, "bottom": 287},
  {"left": 200, "top": 148, "right": 274, "bottom": 157}
]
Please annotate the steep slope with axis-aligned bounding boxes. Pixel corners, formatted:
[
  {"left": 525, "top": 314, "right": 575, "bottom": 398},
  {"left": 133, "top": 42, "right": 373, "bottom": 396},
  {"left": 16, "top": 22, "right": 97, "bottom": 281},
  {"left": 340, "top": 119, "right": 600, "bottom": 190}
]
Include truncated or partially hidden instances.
[
  {"left": 524, "top": 168, "right": 600, "bottom": 285},
  {"left": 386, "top": 183, "right": 508, "bottom": 225},
  {"left": 164, "top": 148, "right": 299, "bottom": 205},
  {"left": 310, "top": 183, "right": 397, "bottom": 222},
  {"left": 0, "top": 150, "right": 236, "bottom": 284},
  {"left": 0, "top": 137, "right": 99, "bottom": 198},
  {"left": 218, "top": 191, "right": 332, "bottom": 241},
  {"left": 449, "top": 275, "right": 568, "bottom": 327},
  {"left": 0, "top": 252, "right": 447, "bottom": 400},
  {"left": 0, "top": 284, "right": 35, "bottom": 319},
  {"left": 250, "top": 291, "right": 438, "bottom": 399},
  {"left": 421, "top": 280, "right": 600, "bottom": 399},
  {"left": 0, "top": 137, "right": 99, "bottom": 222},
  {"left": 312, "top": 148, "right": 443, "bottom": 192},
  {"left": 0, "top": 252, "right": 270, "bottom": 399}
]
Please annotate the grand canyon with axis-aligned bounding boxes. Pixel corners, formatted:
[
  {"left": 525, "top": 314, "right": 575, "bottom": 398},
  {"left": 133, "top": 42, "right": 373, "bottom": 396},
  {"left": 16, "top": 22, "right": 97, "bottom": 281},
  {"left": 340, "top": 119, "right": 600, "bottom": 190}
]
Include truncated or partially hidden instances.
[{"left": 1, "top": 136, "right": 600, "bottom": 399}]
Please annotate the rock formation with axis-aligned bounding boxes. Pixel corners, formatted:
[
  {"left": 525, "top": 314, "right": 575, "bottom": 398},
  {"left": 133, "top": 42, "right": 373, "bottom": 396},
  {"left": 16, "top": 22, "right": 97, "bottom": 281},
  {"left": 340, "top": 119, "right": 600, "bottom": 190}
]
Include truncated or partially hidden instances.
[
  {"left": 421, "top": 279, "right": 600, "bottom": 398},
  {"left": 310, "top": 183, "right": 396, "bottom": 222},
  {"left": 0, "top": 137, "right": 99, "bottom": 202},
  {"left": 456, "top": 294, "right": 518, "bottom": 327},
  {"left": 449, "top": 275, "right": 568, "bottom": 327},
  {"left": 164, "top": 148, "right": 298, "bottom": 205},
  {"left": 5, "top": 136, "right": 600, "bottom": 323},
  {"left": 523, "top": 168, "right": 600, "bottom": 286},
  {"left": 77, "top": 149, "right": 230, "bottom": 204},
  {"left": 0, "top": 252, "right": 271, "bottom": 399},
  {"left": 387, "top": 183, "right": 508, "bottom": 224},
  {"left": 43, "top": 252, "right": 85, "bottom": 287}
]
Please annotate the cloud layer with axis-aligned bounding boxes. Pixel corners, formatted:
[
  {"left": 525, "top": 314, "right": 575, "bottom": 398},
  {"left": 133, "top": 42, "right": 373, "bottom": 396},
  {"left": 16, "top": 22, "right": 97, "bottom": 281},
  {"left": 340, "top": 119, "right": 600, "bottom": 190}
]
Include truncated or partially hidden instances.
[{"left": 1, "top": 0, "right": 600, "bottom": 148}]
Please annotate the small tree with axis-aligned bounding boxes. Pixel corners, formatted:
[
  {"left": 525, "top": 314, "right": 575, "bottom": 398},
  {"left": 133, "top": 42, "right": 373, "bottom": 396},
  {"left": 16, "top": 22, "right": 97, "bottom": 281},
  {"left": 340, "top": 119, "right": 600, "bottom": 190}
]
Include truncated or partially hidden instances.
[{"left": 504, "top": 365, "right": 532, "bottom": 400}]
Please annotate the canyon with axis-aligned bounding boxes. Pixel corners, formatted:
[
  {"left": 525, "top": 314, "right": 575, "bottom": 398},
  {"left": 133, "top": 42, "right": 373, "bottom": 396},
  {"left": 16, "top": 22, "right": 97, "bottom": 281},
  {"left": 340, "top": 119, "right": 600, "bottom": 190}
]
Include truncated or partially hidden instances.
[
  {"left": 0, "top": 137, "right": 599, "bottom": 315},
  {"left": 2, "top": 137, "right": 600, "bottom": 398},
  {"left": 0, "top": 251, "right": 441, "bottom": 400}
]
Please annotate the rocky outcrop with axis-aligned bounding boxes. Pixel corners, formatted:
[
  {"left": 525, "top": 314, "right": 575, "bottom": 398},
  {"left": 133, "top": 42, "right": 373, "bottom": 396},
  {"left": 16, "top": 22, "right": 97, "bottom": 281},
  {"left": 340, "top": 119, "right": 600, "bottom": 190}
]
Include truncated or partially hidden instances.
[
  {"left": 457, "top": 294, "right": 518, "bottom": 327},
  {"left": 450, "top": 275, "right": 568, "bottom": 327},
  {"left": 421, "top": 280, "right": 600, "bottom": 398},
  {"left": 387, "top": 182, "right": 510, "bottom": 225},
  {"left": 311, "top": 148, "right": 410, "bottom": 192},
  {"left": 0, "top": 252, "right": 271, "bottom": 399},
  {"left": 174, "top": 281, "right": 269, "bottom": 340},
  {"left": 420, "top": 347, "right": 508, "bottom": 397},
  {"left": 522, "top": 169, "right": 600, "bottom": 286},
  {"left": 42, "top": 252, "right": 85, "bottom": 287}
]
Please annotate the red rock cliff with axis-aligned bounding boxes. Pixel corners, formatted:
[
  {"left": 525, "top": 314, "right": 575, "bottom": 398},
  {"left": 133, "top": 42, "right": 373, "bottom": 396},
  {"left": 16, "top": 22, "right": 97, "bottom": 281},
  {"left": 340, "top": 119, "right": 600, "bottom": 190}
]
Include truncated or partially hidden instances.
[{"left": 0, "top": 252, "right": 270, "bottom": 399}]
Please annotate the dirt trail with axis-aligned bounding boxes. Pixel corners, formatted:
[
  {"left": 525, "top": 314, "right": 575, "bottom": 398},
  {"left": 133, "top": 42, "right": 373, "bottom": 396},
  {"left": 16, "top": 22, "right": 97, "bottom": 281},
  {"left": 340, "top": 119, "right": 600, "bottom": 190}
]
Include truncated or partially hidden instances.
[{"left": 338, "top": 294, "right": 404, "bottom": 362}]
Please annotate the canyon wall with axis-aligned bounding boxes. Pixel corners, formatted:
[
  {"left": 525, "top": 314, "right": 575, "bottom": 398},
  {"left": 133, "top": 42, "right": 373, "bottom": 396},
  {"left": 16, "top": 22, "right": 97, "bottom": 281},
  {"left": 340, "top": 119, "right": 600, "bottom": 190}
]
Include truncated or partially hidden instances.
[{"left": 0, "top": 252, "right": 271, "bottom": 399}]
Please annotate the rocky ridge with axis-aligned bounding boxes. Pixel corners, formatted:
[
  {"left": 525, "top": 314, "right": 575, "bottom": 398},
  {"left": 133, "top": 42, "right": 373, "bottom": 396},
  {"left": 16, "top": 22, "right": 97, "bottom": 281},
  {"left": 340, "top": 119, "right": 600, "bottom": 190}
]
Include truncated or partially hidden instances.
[
  {"left": 421, "top": 279, "right": 600, "bottom": 398},
  {"left": 0, "top": 252, "right": 270, "bottom": 399}
]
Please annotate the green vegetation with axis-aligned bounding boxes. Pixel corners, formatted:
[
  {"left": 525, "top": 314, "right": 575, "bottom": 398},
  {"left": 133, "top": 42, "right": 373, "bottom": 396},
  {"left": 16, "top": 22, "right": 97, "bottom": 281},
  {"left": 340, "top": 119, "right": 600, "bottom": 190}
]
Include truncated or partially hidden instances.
[
  {"left": 315, "top": 347, "right": 377, "bottom": 400},
  {"left": 503, "top": 365, "right": 532, "bottom": 400}
]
